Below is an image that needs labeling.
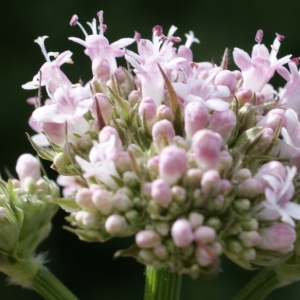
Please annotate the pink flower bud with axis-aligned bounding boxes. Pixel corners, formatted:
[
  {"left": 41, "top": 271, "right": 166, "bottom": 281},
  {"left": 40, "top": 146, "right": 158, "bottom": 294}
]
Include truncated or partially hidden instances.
[
  {"left": 201, "top": 170, "right": 221, "bottom": 196},
  {"left": 147, "top": 155, "right": 160, "bottom": 174},
  {"left": 75, "top": 211, "right": 99, "bottom": 229},
  {"left": 237, "top": 178, "right": 263, "bottom": 198},
  {"left": 186, "top": 168, "right": 203, "bottom": 187},
  {"left": 157, "top": 105, "right": 173, "bottom": 122},
  {"left": 215, "top": 70, "right": 237, "bottom": 95},
  {"left": 195, "top": 245, "right": 215, "bottom": 266},
  {"left": 220, "top": 179, "right": 232, "bottom": 195},
  {"left": 236, "top": 168, "right": 252, "bottom": 182},
  {"left": 194, "top": 226, "right": 216, "bottom": 244},
  {"left": 91, "top": 93, "right": 113, "bottom": 123},
  {"left": 238, "top": 231, "right": 261, "bottom": 248},
  {"left": 159, "top": 146, "right": 187, "bottom": 185},
  {"left": 152, "top": 120, "right": 175, "bottom": 144},
  {"left": 138, "top": 97, "right": 157, "bottom": 129},
  {"left": 99, "top": 126, "right": 123, "bottom": 151},
  {"left": 236, "top": 87, "right": 253, "bottom": 105},
  {"left": 105, "top": 214, "right": 127, "bottom": 235},
  {"left": 184, "top": 102, "right": 209, "bottom": 138},
  {"left": 192, "top": 129, "right": 223, "bottom": 171},
  {"left": 114, "top": 151, "right": 132, "bottom": 173},
  {"left": 257, "top": 223, "right": 296, "bottom": 253},
  {"left": 16, "top": 154, "right": 41, "bottom": 182},
  {"left": 218, "top": 151, "right": 233, "bottom": 172},
  {"left": 135, "top": 230, "right": 161, "bottom": 248},
  {"left": 257, "top": 109, "right": 286, "bottom": 131},
  {"left": 128, "top": 90, "right": 142, "bottom": 105},
  {"left": 75, "top": 188, "right": 95, "bottom": 209},
  {"left": 208, "top": 109, "right": 236, "bottom": 142},
  {"left": 188, "top": 212, "right": 204, "bottom": 229},
  {"left": 112, "top": 193, "right": 133, "bottom": 212},
  {"left": 151, "top": 178, "right": 172, "bottom": 207},
  {"left": 171, "top": 219, "right": 194, "bottom": 248},
  {"left": 92, "top": 189, "right": 113, "bottom": 215},
  {"left": 92, "top": 57, "right": 111, "bottom": 82}
]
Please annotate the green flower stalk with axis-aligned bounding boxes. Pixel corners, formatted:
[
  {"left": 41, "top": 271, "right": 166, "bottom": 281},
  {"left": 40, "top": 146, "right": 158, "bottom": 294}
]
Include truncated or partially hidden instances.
[{"left": 0, "top": 154, "right": 78, "bottom": 300}]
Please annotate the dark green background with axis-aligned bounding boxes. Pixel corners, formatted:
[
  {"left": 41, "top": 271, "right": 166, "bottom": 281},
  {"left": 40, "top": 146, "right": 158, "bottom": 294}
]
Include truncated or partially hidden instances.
[{"left": 1, "top": 0, "right": 300, "bottom": 299}]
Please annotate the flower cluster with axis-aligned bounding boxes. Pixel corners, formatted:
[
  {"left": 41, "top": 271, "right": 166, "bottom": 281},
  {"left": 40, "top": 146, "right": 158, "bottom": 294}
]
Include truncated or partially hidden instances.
[{"left": 22, "top": 10, "right": 300, "bottom": 278}]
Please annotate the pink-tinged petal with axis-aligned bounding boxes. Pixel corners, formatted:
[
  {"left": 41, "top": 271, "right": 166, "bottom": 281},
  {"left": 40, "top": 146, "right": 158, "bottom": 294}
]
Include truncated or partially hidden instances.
[
  {"left": 252, "top": 44, "right": 269, "bottom": 60},
  {"left": 271, "top": 54, "right": 291, "bottom": 68},
  {"left": 209, "top": 85, "right": 230, "bottom": 99},
  {"left": 32, "top": 105, "right": 58, "bottom": 122},
  {"left": 264, "top": 187, "right": 277, "bottom": 205},
  {"left": 279, "top": 209, "right": 295, "bottom": 227},
  {"left": 165, "top": 57, "right": 186, "bottom": 69},
  {"left": 281, "top": 127, "right": 295, "bottom": 147},
  {"left": 74, "top": 98, "right": 94, "bottom": 117},
  {"left": 284, "top": 202, "right": 300, "bottom": 220},
  {"left": 125, "top": 49, "right": 144, "bottom": 64},
  {"left": 54, "top": 51, "right": 73, "bottom": 66},
  {"left": 76, "top": 155, "right": 91, "bottom": 172},
  {"left": 31, "top": 133, "right": 49, "bottom": 147},
  {"left": 172, "top": 82, "right": 190, "bottom": 100},
  {"left": 261, "top": 174, "right": 280, "bottom": 191},
  {"left": 277, "top": 66, "right": 290, "bottom": 81},
  {"left": 68, "top": 37, "right": 87, "bottom": 47},
  {"left": 138, "top": 39, "right": 155, "bottom": 59},
  {"left": 205, "top": 98, "right": 229, "bottom": 111},
  {"left": 233, "top": 47, "right": 253, "bottom": 70},
  {"left": 110, "top": 38, "right": 135, "bottom": 50},
  {"left": 125, "top": 54, "right": 145, "bottom": 73}
]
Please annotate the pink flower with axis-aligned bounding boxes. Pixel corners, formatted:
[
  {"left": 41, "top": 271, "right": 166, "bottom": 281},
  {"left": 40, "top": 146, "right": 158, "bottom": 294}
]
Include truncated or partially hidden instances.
[
  {"left": 233, "top": 31, "right": 291, "bottom": 92},
  {"left": 254, "top": 166, "right": 300, "bottom": 226}
]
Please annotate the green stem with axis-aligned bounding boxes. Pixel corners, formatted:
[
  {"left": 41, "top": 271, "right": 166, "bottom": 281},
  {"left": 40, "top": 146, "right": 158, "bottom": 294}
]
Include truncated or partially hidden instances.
[
  {"left": 232, "top": 267, "right": 280, "bottom": 300},
  {"left": 31, "top": 265, "right": 79, "bottom": 300},
  {"left": 144, "top": 266, "right": 182, "bottom": 300}
]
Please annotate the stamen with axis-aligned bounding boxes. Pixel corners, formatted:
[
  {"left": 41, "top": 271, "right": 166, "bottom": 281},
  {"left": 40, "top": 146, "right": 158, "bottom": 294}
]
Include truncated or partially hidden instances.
[
  {"left": 185, "top": 31, "right": 200, "bottom": 48},
  {"left": 87, "top": 18, "right": 97, "bottom": 35},
  {"left": 134, "top": 31, "right": 141, "bottom": 41},
  {"left": 152, "top": 25, "right": 163, "bottom": 36},
  {"left": 34, "top": 36, "right": 51, "bottom": 62},
  {"left": 97, "top": 10, "right": 105, "bottom": 35},
  {"left": 169, "top": 36, "right": 181, "bottom": 43},
  {"left": 255, "top": 29, "right": 264, "bottom": 43},
  {"left": 291, "top": 57, "right": 299, "bottom": 65},
  {"left": 276, "top": 33, "right": 285, "bottom": 42},
  {"left": 69, "top": 14, "right": 88, "bottom": 37}
]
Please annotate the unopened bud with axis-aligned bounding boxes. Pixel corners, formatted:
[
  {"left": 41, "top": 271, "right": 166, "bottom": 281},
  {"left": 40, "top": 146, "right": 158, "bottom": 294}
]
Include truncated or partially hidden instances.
[
  {"left": 215, "top": 70, "right": 237, "bottom": 95},
  {"left": 194, "top": 226, "right": 216, "bottom": 244},
  {"left": 171, "top": 219, "right": 194, "bottom": 248},
  {"left": 92, "top": 189, "right": 113, "bottom": 215},
  {"left": 151, "top": 178, "right": 172, "bottom": 207},
  {"left": 192, "top": 129, "right": 223, "bottom": 171},
  {"left": 136, "top": 230, "right": 161, "bottom": 248},
  {"left": 239, "top": 231, "right": 261, "bottom": 247},
  {"left": 157, "top": 104, "right": 173, "bottom": 122},
  {"left": 112, "top": 193, "right": 133, "bottom": 212},
  {"left": 195, "top": 246, "right": 215, "bottom": 266},
  {"left": 201, "top": 170, "right": 221, "bottom": 196},
  {"left": 189, "top": 212, "right": 204, "bottom": 229},
  {"left": 105, "top": 214, "right": 127, "bottom": 235},
  {"left": 237, "top": 178, "right": 263, "bottom": 198},
  {"left": 16, "top": 154, "right": 40, "bottom": 182},
  {"left": 75, "top": 188, "right": 95, "bottom": 209},
  {"left": 139, "top": 97, "right": 157, "bottom": 130},
  {"left": 159, "top": 145, "right": 187, "bottom": 185},
  {"left": 184, "top": 102, "right": 209, "bottom": 138}
]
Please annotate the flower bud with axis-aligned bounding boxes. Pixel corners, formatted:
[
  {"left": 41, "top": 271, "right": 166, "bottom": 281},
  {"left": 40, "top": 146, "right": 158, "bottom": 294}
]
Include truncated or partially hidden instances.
[
  {"left": 237, "top": 178, "right": 263, "bottom": 198},
  {"left": 157, "top": 105, "right": 173, "bottom": 122},
  {"left": 105, "top": 214, "right": 127, "bottom": 235},
  {"left": 53, "top": 152, "right": 72, "bottom": 175},
  {"left": 128, "top": 90, "right": 142, "bottom": 106},
  {"left": 152, "top": 120, "right": 175, "bottom": 149},
  {"left": 214, "top": 70, "right": 237, "bottom": 95},
  {"left": 154, "top": 245, "right": 168, "bottom": 259},
  {"left": 208, "top": 109, "right": 236, "bottom": 142},
  {"left": 16, "top": 154, "right": 40, "bottom": 182},
  {"left": 186, "top": 168, "right": 203, "bottom": 188},
  {"left": 138, "top": 97, "right": 157, "bottom": 130},
  {"left": 189, "top": 212, "right": 204, "bottom": 229},
  {"left": 75, "top": 188, "right": 95, "bottom": 209},
  {"left": 92, "top": 57, "right": 111, "bottom": 82},
  {"left": 192, "top": 129, "right": 223, "bottom": 171},
  {"left": 171, "top": 186, "right": 186, "bottom": 203},
  {"left": 236, "top": 168, "right": 252, "bottom": 182},
  {"left": 151, "top": 178, "right": 172, "bottom": 208},
  {"left": 92, "top": 93, "right": 113, "bottom": 123},
  {"left": 195, "top": 246, "right": 215, "bottom": 266},
  {"left": 114, "top": 151, "right": 132, "bottom": 173},
  {"left": 171, "top": 219, "right": 194, "bottom": 248},
  {"left": 194, "top": 226, "right": 216, "bottom": 244},
  {"left": 184, "top": 102, "right": 209, "bottom": 138},
  {"left": 92, "top": 189, "right": 113, "bottom": 215},
  {"left": 99, "top": 126, "right": 123, "bottom": 151},
  {"left": 220, "top": 179, "right": 232, "bottom": 195},
  {"left": 236, "top": 87, "right": 253, "bottom": 106},
  {"left": 201, "top": 170, "right": 221, "bottom": 196},
  {"left": 256, "top": 109, "right": 286, "bottom": 131},
  {"left": 238, "top": 231, "right": 261, "bottom": 247},
  {"left": 135, "top": 230, "right": 161, "bottom": 248},
  {"left": 147, "top": 155, "right": 160, "bottom": 174},
  {"left": 257, "top": 223, "right": 296, "bottom": 253},
  {"left": 155, "top": 222, "right": 169, "bottom": 236},
  {"left": 112, "top": 193, "right": 133, "bottom": 212},
  {"left": 75, "top": 211, "right": 100, "bottom": 229}
]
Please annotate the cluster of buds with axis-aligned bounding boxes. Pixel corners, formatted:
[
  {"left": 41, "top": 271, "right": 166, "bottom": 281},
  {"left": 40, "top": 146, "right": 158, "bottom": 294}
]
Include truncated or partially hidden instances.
[
  {"left": 22, "top": 10, "right": 300, "bottom": 278},
  {"left": 0, "top": 154, "right": 59, "bottom": 284}
]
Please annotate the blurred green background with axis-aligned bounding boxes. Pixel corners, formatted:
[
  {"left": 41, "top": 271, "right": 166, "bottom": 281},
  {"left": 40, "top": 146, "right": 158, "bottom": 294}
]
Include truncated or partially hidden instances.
[{"left": 1, "top": 0, "right": 300, "bottom": 299}]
